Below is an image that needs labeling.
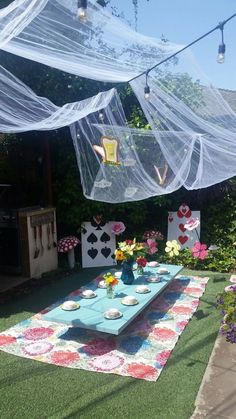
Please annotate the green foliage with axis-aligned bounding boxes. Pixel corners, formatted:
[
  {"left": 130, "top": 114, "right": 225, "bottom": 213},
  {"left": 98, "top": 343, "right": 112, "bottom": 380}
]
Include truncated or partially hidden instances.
[
  {"left": 217, "top": 290, "right": 236, "bottom": 344},
  {"left": 158, "top": 246, "right": 236, "bottom": 273},
  {"left": 203, "top": 192, "right": 236, "bottom": 247}
]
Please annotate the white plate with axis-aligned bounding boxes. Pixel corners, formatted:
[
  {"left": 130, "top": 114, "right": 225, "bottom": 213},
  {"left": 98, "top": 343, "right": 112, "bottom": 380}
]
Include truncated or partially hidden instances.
[
  {"left": 157, "top": 269, "right": 169, "bottom": 275},
  {"left": 135, "top": 286, "right": 151, "bottom": 294},
  {"left": 104, "top": 310, "right": 123, "bottom": 320},
  {"left": 121, "top": 297, "right": 139, "bottom": 306},
  {"left": 61, "top": 303, "right": 80, "bottom": 311},
  {"left": 146, "top": 276, "right": 161, "bottom": 283}
]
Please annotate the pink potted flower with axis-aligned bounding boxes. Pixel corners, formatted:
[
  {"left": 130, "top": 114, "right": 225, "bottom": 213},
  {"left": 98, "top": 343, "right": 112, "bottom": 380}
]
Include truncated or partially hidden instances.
[{"left": 111, "top": 222, "right": 126, "bottom": 235}]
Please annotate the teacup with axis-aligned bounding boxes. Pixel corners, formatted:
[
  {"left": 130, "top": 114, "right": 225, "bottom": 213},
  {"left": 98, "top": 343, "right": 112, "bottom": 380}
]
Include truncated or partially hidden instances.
[
  {"left": 62, "top": 300, "right": 78, "bottom": 309},
  {"left": 105, "top": 308, "right": 120, "bottom": 318},
  {"left": 114, "top": 271, "right": 122, "bottom": 279},
  {"left": 82, "top": 289, "right": 95, "bottom": 298},
  {"left": 147, "top": 276, "right": 161, "bottom": 283},
  {"left": 158, "top": 268, "right": 169, "bottom": 274},
  {"left": 122, "top": 295, "right": 138, "bottom": 305},
  {"left": 148, "top": 261, "right": 159, "bottom": 267},
  {"left": 135, "top": 285, "right": 150, "bottom": 293}
]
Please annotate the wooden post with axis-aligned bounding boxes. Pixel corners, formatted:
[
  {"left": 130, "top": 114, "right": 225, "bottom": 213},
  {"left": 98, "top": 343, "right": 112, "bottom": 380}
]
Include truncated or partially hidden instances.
[{"left": 42, "top": 135, "right": 53, "bottom": 206}]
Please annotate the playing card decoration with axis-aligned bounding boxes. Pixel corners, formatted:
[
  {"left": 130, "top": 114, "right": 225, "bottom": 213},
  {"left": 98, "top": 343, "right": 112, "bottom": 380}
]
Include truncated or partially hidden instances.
[
  {"left": 93, "top": 136, "right": 120, "bottom": 166},
  {"left": 81, "top": 221, "right": 116, "bottom": 268},
  {"left": 167, "top": 204, "right": 200, "bottom": 249}
]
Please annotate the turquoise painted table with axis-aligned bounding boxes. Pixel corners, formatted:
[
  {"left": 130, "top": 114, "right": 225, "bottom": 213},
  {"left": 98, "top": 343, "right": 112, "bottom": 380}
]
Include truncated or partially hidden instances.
[{"left": 43, "top": 264, "right": 183, "bottom": 335}]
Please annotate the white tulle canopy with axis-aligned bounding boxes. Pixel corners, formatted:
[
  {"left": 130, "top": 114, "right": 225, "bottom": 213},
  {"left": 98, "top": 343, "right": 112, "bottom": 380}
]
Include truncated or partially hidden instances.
[{"left": 0, "top": 0, "right": 236, "bottom": 202}]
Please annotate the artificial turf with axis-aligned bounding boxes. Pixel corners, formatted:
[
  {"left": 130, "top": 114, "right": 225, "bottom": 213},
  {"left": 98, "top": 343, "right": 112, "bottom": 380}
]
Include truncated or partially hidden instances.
[{"left": 0, "top": 267, "right": 229, "bottom": 419}]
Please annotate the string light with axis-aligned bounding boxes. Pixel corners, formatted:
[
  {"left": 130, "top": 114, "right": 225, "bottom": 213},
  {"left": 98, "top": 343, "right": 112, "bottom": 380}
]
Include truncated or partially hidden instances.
[
  {"left": 98, "top": 110, "right": 105, "bottom": 122},
  {"left": 77, "top": 0, "right": 87, "bottom": 22},
  {"left": 217, "top": 22, "right": 226, "bottom": 64},
  {"left": 144, "top": 71, "right": 150, "bottom": 100},
  {"left": 128, "top": 13, "right": 236, "bottom": 84}
]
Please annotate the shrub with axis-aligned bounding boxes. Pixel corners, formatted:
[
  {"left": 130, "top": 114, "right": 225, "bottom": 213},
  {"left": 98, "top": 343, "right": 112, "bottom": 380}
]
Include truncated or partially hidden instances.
[{"left": 217, "top": 289, "right": 236, "bottom": 344}]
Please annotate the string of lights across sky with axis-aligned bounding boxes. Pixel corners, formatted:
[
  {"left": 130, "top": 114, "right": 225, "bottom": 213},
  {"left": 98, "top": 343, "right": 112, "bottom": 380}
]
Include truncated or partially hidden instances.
[{"left": 77, "top": 1, "right": 236, "bottom": 99}]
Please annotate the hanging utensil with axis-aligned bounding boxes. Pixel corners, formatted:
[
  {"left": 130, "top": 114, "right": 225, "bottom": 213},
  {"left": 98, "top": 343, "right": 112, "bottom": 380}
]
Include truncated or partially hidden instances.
[
  {"left": 47, "top": 223, "right": 51, "bottom": 250},
  {"left": 39, "top": 224, "right": 44, "bottom": 255},
  {"left": 51, "top": 220, "right": 57, "bottom": 247},
  {"left": 33, "top": 226, "right": 40, "bottom": 259}
]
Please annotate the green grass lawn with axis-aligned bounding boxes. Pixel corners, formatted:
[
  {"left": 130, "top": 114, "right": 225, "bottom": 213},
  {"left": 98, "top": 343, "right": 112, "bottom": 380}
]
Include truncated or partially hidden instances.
[{"left": 0, "top": 268, "right": 229, "bottom": 419}]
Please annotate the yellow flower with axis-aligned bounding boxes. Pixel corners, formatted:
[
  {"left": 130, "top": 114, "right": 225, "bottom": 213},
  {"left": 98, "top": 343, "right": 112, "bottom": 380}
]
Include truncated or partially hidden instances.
[
  {"left": 165, "top": 240, "right": 180, "bottom": 257},
  {"left": 115, "top": 249, "right": 125, "bottom": 261},
  {"left": 103, "top": 272, "right": 118, "bottom": 286}
]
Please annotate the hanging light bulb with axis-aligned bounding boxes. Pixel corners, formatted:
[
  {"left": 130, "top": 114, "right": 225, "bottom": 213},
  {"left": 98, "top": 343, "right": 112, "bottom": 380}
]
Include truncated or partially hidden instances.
[
  {"left": 144, "top": 71, "right": 150, "bottom": 100},
  {"left": 77, "top": 0, "right": 87, "bottom": 22},
  {"left": 217, "top": 43, "right": 226, "bottom": 63},
  {"left": 217, "top": 22, "right": 226, "bottom": 63},
  {"left": 144, "top": 85, "right": 150, "bottom": 100},
  {"left": 98, "top": 110, "right": 104, "bottom": 122}
]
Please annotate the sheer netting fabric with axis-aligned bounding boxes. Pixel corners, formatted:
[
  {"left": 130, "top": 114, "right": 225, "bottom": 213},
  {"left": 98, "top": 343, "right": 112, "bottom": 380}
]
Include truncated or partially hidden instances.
[{"left": 0, "top": 0, "right": 235, "bottom": 202}]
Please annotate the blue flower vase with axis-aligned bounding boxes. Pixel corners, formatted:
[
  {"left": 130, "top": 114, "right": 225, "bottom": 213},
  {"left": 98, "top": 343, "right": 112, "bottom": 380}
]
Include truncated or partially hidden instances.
[{"left": 121, "top": 258, "right": 135, "bottom": 285}]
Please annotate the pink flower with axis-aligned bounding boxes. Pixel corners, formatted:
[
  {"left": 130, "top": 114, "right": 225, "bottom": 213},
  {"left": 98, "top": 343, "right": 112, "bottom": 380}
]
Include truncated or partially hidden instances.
[
  {"left": 191, "top": 242, "right": 208, "bottom": 260},
  {"left": 81, "top": 338, "right": 116, "bottom": 356},
  {"left": 146, "top": 239, "right": 158, "bottom": 255},
  {"left": 0, "top": 335, "right": 16, "bottom": 346},
  {"left": 156, "top": 350, "right": 171, "bottom": 366},
  {"left": 89, "top": 354, "right": 124, "bottom": 371},
  {"left": 23, "top": 341, "right": 53, "bottom": 356},
  {"left": 143, "top": 230, "right": 164, "bottom": 241},
  {"left": 111, "top": 222, "right": 126, "bottom": 235},
  {"left": 152, "top": 327, "right": 177, "bottom": 340},
  {"left": 184, "top": 218, "right": 200, "bottom": 231},
  {"left": 50, "top": 350, "right": 80, "bottom": 366},
  {"left": 23, "top": 327, "right": 54, "bottom": 341},
  {"left": 126, "top": 363, "right": 157, "bottom": 380}
]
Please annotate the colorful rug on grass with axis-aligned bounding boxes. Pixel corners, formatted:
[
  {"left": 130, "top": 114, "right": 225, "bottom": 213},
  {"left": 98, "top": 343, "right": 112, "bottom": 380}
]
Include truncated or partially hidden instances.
[{"left": 0, "top": 275, "right": 209, "bottom": 381}]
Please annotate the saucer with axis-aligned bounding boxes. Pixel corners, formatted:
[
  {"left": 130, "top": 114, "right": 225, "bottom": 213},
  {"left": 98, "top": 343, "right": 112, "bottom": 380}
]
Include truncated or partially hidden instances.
[
  {"left": 135, "top": 285, "right": 151, "bottom": 294},
  {"left": 104, "top": 309, "right": 123, "bottom": 320},
  {"left": 81, "top": 290, "right": 97, "bottom": 299},
  {"left": 225, "top": 284, "right": 236, "bottom": 292},
  {"left": 157, "top": 269, "right": 169, "bottom": 275},
  {"left": 146, "top": 276, "right": 161, "bottom": 283},
  {"left": 147, "top": 261, "right": 160, "bottom": 267},
  {"left": 121, "top": 296, "right": 139, "bottom": 306},
  {"left": 61, "top": 301, "right": 80, "bottom": 311}
]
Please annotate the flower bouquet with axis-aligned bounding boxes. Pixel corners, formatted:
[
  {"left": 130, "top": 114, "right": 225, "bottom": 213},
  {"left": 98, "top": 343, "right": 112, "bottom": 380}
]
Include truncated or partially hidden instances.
[
  {"left": 103, "top": 272, "right": 119, "bottom": 298},
  {"left": 115, "top": 238, "right": 158, "bottom": 283}
]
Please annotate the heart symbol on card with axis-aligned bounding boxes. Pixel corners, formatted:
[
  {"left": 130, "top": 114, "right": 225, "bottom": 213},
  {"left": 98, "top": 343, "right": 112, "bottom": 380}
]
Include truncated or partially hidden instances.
[
  {"left": 93, "top": 215, "right": 102, "bottom": 225},
  {"left": 101, "top": 247, "right": 111, "bottom": 258},
  {"left": 168, "top": 215, "right": 173, "bottom": 223},
  {"left": 88, "top": 248, "right": 98, "bottom": 259},
  {"left": 179, "top": 223, "right": 186, "bottom": 233},
  {"left": 178, "top": 236, "right": 188, "bottom": 245},
  {"left": 177, "top": 203, "right": 192, "bottom": 218}
]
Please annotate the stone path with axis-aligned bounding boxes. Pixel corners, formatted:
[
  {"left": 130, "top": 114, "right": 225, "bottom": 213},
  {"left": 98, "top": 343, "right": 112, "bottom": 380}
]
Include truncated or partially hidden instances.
[{"left": 191, "top": 334, "right": 236, "bottom": 419}]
